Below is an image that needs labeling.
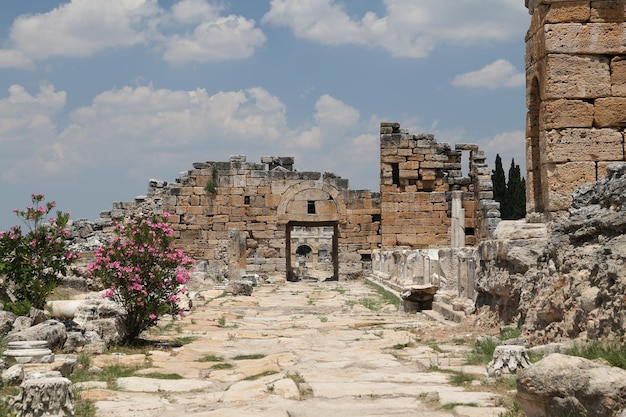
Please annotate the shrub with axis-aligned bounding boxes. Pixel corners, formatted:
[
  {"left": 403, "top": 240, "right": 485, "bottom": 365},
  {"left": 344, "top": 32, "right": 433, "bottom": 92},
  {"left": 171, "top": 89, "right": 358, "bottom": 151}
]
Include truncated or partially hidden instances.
[
  {"left": 87, "top": 213, "right": 194, "bottom": 343},
  {"left": 0, "top": 194, "right": 78, "bottom": 310}
]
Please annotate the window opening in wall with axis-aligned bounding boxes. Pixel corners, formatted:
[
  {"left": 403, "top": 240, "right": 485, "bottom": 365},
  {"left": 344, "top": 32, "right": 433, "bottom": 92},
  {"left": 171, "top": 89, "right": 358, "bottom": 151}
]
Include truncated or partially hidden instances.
[
  {"left": 244, "top": 195, "right": 250, "bottom": 205},
  {"left": 372, "top": 214, "right": 381, "bottom": 223},
  {"left": 391, "top": 163, "right": 400, "bottom": 186},
  {"left": 461, "top": 150, "right": 471, "bottom": 177},
  {"left": 307, "top": 200, "right": 316, "bottom": 214},
  {"left": 465, "top": 227, "right": 475, "bottom": 236}
]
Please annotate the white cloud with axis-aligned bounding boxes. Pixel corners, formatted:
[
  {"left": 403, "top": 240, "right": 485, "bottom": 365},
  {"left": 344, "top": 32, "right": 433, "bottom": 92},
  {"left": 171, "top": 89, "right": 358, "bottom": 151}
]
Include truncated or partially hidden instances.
[
  {"left": 9, "top": 0, "right": 159, "bottom": 60},
  {"left": 0, "top": 0, "right": 266, "bottom": 67},
  {"left": 452, "top": 59, "right": 525, "bottom": 90},
  {"left": 170, "top": 0, "right": 221, "bottom": 24},
  {"left": 0, "top": 49, "right": 34, "bottom": 69},
  {"left": 263, "top": 0, "right": 527, "bottom": 58},
  {"left": 294, "top": 95, "right": 360, "bottom": 149},
  {"left": 162, "top": 15, "right": 266, "bottom": 63},
  {"left": 481, "top": 130, "right": 526, "bottom": 173}
]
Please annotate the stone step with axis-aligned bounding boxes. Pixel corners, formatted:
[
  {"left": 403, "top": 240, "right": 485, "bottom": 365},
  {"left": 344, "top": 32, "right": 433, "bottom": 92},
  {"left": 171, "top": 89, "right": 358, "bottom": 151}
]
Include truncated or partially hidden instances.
[{"left": 432, "top": 301, "right": 466, "bottom": 323}]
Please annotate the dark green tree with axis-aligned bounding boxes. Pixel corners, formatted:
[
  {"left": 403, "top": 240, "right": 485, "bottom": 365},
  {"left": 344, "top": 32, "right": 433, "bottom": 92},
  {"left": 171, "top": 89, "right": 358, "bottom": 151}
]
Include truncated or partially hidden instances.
[
  {"left": 507, "top": 159, "right": 526, "bottom": 220},
  {"left": 491, "top": 154, "right": 509, "bottom": 218},
  {"left": 491, "top": 155, "right": 527, "bottom": 220}
]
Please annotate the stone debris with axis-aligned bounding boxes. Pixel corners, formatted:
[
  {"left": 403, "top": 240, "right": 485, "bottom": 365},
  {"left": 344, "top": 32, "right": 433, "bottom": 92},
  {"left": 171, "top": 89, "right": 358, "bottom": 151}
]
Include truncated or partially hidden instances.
[
  {"left": 486, "top": 345, "right": 531, "bottom": 378},
  {"left": 10, "top": 371, "right": 74, "bottom": 417}
]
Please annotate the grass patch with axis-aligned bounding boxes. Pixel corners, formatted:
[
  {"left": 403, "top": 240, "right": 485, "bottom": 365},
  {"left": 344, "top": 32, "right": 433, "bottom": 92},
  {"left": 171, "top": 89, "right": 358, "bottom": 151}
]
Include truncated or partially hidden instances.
[
  {"left": 332, "top": 286, "right": 347, "bottom": 294},
  {"left": 364, "top": 280, "right": 400, "bottom": 309},
  {"left": 211, "top": 363, "right": 234, "bottom": 370},
  {"left": 233, "top": 354, "right": 266, "bottom": 360},
  {"left": 427, "top": 340, "right": 446, "bottom": 353},
  {"left": 566, "top": 341, "right": 626, "bottom": 369},
  {"left": 499, "top": 326, "right": 522, "bottom": 341},
  {"left": 441, "top": 402, "right": 478, "bottom": 410},
  {"left": 69, "top": 364, "right": 142, "bottom": 389},
  {"left": 319, "top": 316, "right": 328, "bottom": 322},
  {"left": 447, "top": 370, "right": 476, "bottom": 386},
  {"left": 466, "top": 337, "right": 499, "bottom": 365},
  {"left": 218, "top": 315, "right": 227, "bottom": 328},
  {"left": 198, "top": 354, "right": 224, "bottom": 362},
  {"left": 243, "top": 370, "right": 279, "bottom": 381},
  {"left": 172, "top": 336, "right": 198, "bottom": 345},
  {"left": 0, "top": 386, "right": 19, "bottom": 417},
  {"left": 140, "top": 372, "right": 184, "bottom": 380},
  {"left": 286, "top": 372, "right": 313, "bottom": 398},
  {"left": 392, "top": 342, "right": 415, "bottom": 350},
  {"left": 360, "top": 298, "right": 380, "bottom": 311}
]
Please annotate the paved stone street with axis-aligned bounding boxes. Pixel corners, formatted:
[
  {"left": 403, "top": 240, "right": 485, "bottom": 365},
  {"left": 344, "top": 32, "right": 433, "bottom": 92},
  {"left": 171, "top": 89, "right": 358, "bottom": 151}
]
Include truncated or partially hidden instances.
[{"left": 83, "top": 280, "right": 510, "bottom": 417}]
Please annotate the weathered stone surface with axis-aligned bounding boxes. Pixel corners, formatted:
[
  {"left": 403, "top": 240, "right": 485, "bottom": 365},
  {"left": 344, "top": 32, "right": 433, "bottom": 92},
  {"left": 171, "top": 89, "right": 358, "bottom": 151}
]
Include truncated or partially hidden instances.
[
  {"left": 0, "top": 310, "right": 16, "bottom": 335},
  {"left": 543, "top": 23, "right": 626, "bottom": 55},
  {"left": 544, "top": 161, "right": 598, "bottom": 211},
  {"left": 227, "top": 280, "right": 254, "bottom": 296},
  {"left": 594, "top": 97, "right": 626, "bottom": 127},
  {"left": 542, "top": 128, "right": 624, "bottom": 163},
  {"left": 518, "top": 353, "right": 626, "bottom": 417},
  {"left": 543, "top": 53, "right": 611, "bottom": 99},
  {"left": 5, "top": 320, "right": 67, "bottom": 350},
  {"left": 541, "top": 99, "right": 594, "bottom": 128},
  {"left": 486, "top": 345, "right": 531, "bottom": 378},
  {"left": 10, "top": 373, "right": 74, "bottom": 417},
  {"left": 2, "top": 364, "right": 24, "bottom": 386}
]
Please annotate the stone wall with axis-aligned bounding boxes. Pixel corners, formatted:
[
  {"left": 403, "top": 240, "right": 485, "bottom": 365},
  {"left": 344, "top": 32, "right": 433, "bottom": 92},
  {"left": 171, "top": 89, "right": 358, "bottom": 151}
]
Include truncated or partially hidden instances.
[
  {"left": 379, "top": 122, "right": 499, "bottom": 250},
  {"left": 525, "top": 0, "right": 626, "bottom": 219},
  {"left": 144, "top": 155, "right": 381, "bottom": 279}
]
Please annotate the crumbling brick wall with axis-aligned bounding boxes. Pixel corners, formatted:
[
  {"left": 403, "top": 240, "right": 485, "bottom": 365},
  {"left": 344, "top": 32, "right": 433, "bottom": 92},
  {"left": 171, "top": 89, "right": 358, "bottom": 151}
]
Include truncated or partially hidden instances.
[
  {"left": 379, "top": 122, "right": 498, "bottom": 250},
  {"left": 526, "top": 0, "right": 626, "bottom": 219},
  {"left": 160, "top": 155, "right": 381, "bottom": 278}
]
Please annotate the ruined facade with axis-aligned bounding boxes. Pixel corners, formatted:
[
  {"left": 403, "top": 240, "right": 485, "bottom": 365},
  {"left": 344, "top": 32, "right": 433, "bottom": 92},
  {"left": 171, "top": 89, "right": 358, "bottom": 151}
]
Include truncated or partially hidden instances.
[
  {"left": 102, "top": 123, "right": 499, "bottom": 281},
  {"left": 379, "top": 122, "right": 499, "bottom": 249},
  {"left": 525, "top": 0, "right": 626, "bottom": 219}
]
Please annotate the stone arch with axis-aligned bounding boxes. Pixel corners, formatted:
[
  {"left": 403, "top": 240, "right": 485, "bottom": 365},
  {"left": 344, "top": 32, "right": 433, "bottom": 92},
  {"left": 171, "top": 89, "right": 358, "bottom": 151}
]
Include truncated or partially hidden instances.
[
  {"left": 527, "top": 75, "right": 545, "bottom": 214},
  {"left": 277, "top": 181, "right": 347, "bottom": 222}
]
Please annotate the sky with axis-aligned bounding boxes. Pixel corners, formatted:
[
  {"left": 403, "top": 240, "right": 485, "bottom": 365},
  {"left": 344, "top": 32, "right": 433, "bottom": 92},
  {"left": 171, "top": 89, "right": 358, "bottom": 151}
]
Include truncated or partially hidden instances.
[{"left": 0, "top": 0, "right": 530, "bottom": 230}]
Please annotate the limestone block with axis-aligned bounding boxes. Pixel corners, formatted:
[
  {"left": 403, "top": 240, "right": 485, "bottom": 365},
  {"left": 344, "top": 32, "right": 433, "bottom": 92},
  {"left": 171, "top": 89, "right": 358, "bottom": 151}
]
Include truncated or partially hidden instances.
[
  {"left": 543, "top": 54, "right": 611, "bottom": 99},
  {"left": 611, "top": 57, "right": 626, "bottom": 96},
  {"left": 542, "top": 128, "right": 624, "bottom": 163},
  {"left": 518, "top": 353, "right": 626, "bottom": 417},
  {"left": 590, "top": 0, "right": 626, "bottom": 22},
  {"left": 544, "top": 22, "right": 626, "bottom": 55},
  {"left": 594, "top": 97, "right": 626, "bottom": 127},
  {"left": 545, "top": 162, "right": 598, "bottom": 211},
  {"left": 545, "top": 1, "right": 591, "bottom": 23},
  {"left": 541, "top": 99, "right": 593, "bottom": 128}
]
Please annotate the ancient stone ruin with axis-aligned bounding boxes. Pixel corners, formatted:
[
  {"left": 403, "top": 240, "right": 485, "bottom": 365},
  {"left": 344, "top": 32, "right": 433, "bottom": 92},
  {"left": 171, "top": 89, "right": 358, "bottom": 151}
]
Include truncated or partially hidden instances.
[
  {"left": 92, "top": 123, "right": 500, "bottom": 292},
  {"left": 525, "top": 0, "right": 626, "bottom": 220}
]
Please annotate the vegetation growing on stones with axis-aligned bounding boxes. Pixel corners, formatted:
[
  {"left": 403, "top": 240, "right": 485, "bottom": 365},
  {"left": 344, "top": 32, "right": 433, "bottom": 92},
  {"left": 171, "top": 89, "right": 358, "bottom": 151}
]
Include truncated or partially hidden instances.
[{"left": 0, "top": 193, "right": 79, "bottom": 310}]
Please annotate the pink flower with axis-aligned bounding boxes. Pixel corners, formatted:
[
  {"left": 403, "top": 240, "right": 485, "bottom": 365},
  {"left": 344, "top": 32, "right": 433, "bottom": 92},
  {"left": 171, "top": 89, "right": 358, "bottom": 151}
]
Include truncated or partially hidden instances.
[
  {"left": 149, "top": 313, "right": 157, "bottom": 320},
  {"left": 102, "top": 288, "right": 115, "bottom": 298}
]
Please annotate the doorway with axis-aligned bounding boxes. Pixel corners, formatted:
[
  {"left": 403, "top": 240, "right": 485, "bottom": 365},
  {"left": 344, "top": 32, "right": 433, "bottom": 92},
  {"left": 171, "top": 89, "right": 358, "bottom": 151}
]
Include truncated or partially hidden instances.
[{"left": 285, "top": 221, "right": 339, "bottom": 282}]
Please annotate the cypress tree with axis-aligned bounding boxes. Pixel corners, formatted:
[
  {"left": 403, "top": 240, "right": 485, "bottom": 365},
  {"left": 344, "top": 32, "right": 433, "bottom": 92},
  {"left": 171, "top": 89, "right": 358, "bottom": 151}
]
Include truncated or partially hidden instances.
[
  {"left": 506, "top": 159, "right": 526, "bottom": 220},
  {"left": 491, "top": 154, "right": 509, "bottom": 218}
]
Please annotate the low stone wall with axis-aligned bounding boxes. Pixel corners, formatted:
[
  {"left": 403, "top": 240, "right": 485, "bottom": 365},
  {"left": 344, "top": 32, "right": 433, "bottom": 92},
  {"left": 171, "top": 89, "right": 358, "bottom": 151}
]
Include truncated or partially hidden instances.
[{"left": 371, "top": 247, "right": 477, "bottom": 298}]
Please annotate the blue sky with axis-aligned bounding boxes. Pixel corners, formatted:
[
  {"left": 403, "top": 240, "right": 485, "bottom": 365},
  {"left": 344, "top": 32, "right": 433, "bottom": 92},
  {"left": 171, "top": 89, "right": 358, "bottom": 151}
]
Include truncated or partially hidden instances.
[{"left": 0, "top": 0, "right": 529, "bottom": 230}]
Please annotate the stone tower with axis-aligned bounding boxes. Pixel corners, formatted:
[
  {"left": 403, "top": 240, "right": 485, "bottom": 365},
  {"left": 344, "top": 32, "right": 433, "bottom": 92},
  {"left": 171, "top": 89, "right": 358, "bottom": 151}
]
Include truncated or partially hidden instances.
[{"left": 525, "top": 0, "right": 626, "bottom": 219}]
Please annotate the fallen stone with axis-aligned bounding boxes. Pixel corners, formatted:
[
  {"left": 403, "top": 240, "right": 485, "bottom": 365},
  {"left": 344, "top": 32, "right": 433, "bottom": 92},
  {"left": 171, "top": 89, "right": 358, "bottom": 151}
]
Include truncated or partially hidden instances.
[
  {"left": 0, "top": 310, "right": 16, "bottom": 335},
  {"left": 517, "top": 353, "right": 626, "bottom": 417},
  {"left": 5, "top": 320, "right": 67, "bottom": 350},
  {"left": 227, "top": 280, "right": 254, "bottom": 296},
  {"left": 10, "top": 372, "right": 74, "bottom": 417},
  {"left": 486, "top": 345, "right": 531, "bottom": 378},
  {"left": 2, "top": 364, "right": 24, "bottom": 386}
]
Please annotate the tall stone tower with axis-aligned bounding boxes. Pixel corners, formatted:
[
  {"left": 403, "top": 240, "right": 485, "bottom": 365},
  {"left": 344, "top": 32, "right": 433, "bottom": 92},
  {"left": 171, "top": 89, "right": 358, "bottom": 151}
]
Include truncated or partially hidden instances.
[{"left": 525, "top": 0, "right": 626, "bottom": 219}]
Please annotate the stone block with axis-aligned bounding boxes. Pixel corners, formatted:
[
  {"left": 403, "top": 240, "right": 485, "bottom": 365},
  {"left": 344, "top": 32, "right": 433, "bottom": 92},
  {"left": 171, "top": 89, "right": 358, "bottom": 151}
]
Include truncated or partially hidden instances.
[
  {"left": 594, "top": 97, "right": 626, "bottom": 127},
  {"left": 545, "top": 161, "right": 598, "bottom": 211},
  {"left": 543, "top": 53, "right": 611, "bottom": 99},
  {"left": 590, "top": 0, "right": 626, "bottom": 22},
  {"left": 610, "top": 57, "right": 626, "bottom": 96},
  {"left": 542, "top": 128, "right": 624, "bottom": 163},
  {"left": 546, "top": 1, "right": 591, "bottom": 23},
  {"left": 543, "top": 22, "right": 626, "bottom": 55},
  {"left": 541, "top": 99, "right": 594, "bottom": 128}
]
